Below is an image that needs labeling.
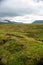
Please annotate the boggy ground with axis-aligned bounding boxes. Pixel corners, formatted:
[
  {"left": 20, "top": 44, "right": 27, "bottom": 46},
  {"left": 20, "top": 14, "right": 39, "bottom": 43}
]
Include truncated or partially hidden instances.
[{"left": 0, "top": 24, "right": 43, "bottom": 65}]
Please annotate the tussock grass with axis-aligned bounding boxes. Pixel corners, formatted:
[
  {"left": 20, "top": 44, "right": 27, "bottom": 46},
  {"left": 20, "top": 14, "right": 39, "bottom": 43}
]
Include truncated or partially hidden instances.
[{"left": 0, "top": 24, "right": 43, "bottom": 65}]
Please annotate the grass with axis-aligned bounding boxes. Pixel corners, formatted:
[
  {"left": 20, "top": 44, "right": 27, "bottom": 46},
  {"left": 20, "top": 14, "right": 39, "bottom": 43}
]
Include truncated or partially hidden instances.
[{"left": 0, "top": 24, "right": 43, "bottom": 65}]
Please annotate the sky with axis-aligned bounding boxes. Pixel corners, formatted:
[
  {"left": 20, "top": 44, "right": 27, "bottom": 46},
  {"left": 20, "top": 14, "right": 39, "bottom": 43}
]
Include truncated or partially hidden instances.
[{"left": 0, "top": 0, "right": 43, "bottom": 23}]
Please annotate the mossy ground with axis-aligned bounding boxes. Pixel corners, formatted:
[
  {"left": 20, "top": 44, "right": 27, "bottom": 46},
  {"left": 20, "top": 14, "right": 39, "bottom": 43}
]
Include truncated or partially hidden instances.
[{"left": 0, "top": 24, "right": 43, "bottom": 65}]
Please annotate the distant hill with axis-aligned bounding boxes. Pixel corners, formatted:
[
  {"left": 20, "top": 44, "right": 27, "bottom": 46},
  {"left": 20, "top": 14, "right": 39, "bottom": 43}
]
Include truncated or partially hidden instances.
[
  {"left": 0, "top": 19, "right": 23, "bottom": 24},
  {"left": 32, "top": 20, "right": 43, "bottom": 24}
]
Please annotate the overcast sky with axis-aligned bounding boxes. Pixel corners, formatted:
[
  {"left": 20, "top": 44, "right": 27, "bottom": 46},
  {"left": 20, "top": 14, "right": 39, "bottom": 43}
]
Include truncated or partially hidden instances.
[{"left": 0, "top": 0, "right": 43, "bottom": 23}]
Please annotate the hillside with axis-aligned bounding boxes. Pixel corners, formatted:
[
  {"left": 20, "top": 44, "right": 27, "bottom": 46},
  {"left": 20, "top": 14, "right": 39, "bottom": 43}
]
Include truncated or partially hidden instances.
[
  {"left": 0, "top": 20, "right": 23, "bottom": 24},
  {"left": 32, "top": 20, "right": 43, "bottom": 24},
  {"left": 0, "top": 24, "right": 43, "bottom": 65}
]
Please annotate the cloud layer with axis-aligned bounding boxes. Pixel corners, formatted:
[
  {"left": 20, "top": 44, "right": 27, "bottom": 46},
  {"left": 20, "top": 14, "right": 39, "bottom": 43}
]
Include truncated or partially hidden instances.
[{"left": 0, "top": 0, "right": 43, "bottom": 23}]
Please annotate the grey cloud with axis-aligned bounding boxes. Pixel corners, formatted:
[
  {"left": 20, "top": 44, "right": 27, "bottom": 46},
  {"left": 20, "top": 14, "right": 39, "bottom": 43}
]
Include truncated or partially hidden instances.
[
  {"left": 33, "top": 0, "right": 43, "bottom": 2},
  {"left": 0, "top": 0, "right": 5, "bottom": 3},
  {"left": 0, "top": 0, "right": 3, "bottom": 2},
  {"left": 0, "top": 6, "right": 39, "bottom": 17},
  {"left": 0, "top": 0, "right": 5, "bottom": 5},
  {"left": 0, "top": 0, "right": 43, "bottom": 17}
]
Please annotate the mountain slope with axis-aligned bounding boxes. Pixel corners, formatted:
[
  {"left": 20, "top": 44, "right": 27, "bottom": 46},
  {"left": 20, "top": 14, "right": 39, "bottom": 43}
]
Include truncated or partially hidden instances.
[
  {"left": 32, "top": 20, "right": 43, "bottom": 24},
  {"left": 0, "top": 19, "right": 23, "bottom": 24}
]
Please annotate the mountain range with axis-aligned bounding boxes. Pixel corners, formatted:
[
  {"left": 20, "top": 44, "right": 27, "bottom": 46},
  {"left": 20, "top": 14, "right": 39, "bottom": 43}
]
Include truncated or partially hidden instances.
[
  {"left": 32, "top": 20, "right": 43, "bottom": 24},
  {"left": 0, "top": 19, "right": 43, "bottom": 24},
  {"left": 0, "top": 19, "right": 23, "bottom": 24}
]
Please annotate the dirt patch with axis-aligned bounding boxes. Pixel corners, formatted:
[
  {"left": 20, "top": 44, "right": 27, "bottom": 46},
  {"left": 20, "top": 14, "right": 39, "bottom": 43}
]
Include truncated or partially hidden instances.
[
  {"left": 0, "top": 39, "right": 8, "bottom": 46},
  {"left": 38, "top": 39, "right": 43, "bottom": 42}
]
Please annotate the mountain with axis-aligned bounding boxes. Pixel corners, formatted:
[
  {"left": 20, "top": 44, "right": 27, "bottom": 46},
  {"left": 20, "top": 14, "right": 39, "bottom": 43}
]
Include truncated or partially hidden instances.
[
  {"left": 0, "top": 19, "right": 23, "bottom": 24},
  {"left": 32, "top": 20, "right": 43, "bottom": 24}
]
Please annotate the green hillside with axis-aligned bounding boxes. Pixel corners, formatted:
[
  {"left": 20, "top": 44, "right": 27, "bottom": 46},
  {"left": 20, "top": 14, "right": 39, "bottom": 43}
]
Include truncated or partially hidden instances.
[{"left": 0, "top": 24, "right": 43, "bottom": 65}]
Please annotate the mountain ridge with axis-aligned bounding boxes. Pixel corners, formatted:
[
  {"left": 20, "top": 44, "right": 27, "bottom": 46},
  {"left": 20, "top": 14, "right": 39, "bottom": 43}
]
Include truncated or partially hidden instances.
[
  {"left": 0, "top": 19, "right": 23, "bottom": 24},
  {"left": 32, "top": 20, "right": 43, "bottom": 24}
]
